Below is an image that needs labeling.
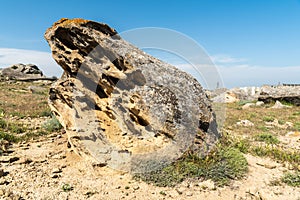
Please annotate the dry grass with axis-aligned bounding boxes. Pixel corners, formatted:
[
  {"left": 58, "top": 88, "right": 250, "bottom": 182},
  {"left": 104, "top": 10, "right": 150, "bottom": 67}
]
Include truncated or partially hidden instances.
[{"left": 0, "top": 81, "right": 51, "bottom": 118}]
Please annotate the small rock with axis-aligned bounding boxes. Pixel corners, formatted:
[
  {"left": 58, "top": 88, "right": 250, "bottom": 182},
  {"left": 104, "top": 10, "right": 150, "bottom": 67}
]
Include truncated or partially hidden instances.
[
  {"left": 176, "top": 188, "right": 184, "bottom": 195},
  {"left": 51, "top": 174, "right": 60, "bottom": 178},
  {"left": 52, "top": 168, "right": 62, "bottom": 174},
  {"left": 256, "top": 162, "right": 277, "bottom": 169},
  {"left": 185, "top": 191, "right": 193, "bottom": 196},
  {"left": 255, "top": 101, "right": 265, "bottom": 106},
  {"left": 198, "top": 179, "right": 216, "bottom": 190},
  {"left": 133, "top": 186, "right": 140, "bottom": 190},
  {"left": 242, "top": 103, "right": 255, "bottom": 110},
  {"left": 237, "top": 120, "right": 254, "bottom": 127},
  {"left": 0, "top": 156, "right": 20, "bottom": 163},
  {"left": 271, "top": 100, "right": 291, "bottom": 109},
  {"left": 18, "top": 158, "right": 33, "bottom": 164},
  {"left": 286, "top": 131, "right": 300, "bottom": 137},
  {"left": 0, "top": 189, "right": 4, "bottom": 196}
]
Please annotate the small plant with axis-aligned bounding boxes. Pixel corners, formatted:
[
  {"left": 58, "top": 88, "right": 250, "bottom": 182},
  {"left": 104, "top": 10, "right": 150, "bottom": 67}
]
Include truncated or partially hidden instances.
[
  {"left": 124, "top": 186, "right": 130, "bottom": 190},
  {"left": 257, "top": 126, "right": 269, "bottom": 132},
  {"left": 282, "top": 172, "right": 300, "bottom": 187},
  {"left": 251, "top": 146, "right": 300, "bottom": 166},
  {"left": 294, "top": 122, "right": 300, "bottom": 131},
  {"left": 293, "top": 112, "right": 300, "bottom": 116},
  {"left": 134, "top": 145, "right": 248, "bottom": 187},
  {"left": 0, "top": 132, "right": 19, "bottom": 143},
  {"left": 262, "top": 116, "right": 275, "bottom": 122},
  {"left": 159, "top": 191, "right": 167, "bottom": 196},
  {"left": 254, "top": 133, "right": 279, "bottom": 144},
  {"left": 0, "top": 119, "right": 7, "bottom": 129},
  {"left": 39, "top": 109, "right": 52, "bottom": 117},
  {"left": 7, "top": 123, "right": 26, "bottom": 134},
  {"left": 9, "top": 111, "right": 26, "bottom": 119},
  {"left": 62, "top": 183, "right": 74, "bottom": 192},
  {"left": 42, "top": 115, "right": 62, "bottom": 132}
]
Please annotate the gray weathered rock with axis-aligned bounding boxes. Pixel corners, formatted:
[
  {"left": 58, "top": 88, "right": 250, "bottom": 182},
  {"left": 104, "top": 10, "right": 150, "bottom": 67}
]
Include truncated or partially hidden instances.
[
  {"left": 259, "top": 85, "right": 300, "bottom": 106},
  {"left": 45, "top": 18, "right": 220, "bottom": 172},
  {"left": 0, "top": 63, "right": 45, "bottom": 81}
]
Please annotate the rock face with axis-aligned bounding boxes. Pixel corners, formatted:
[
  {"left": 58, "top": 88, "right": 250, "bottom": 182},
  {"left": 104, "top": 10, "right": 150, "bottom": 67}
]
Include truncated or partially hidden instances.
[
  {"left": 0, "top": 64, "right": 44, "bottom": 81},
  {"left": 258, "top": 86, "right": 300, "bottom": 106},
  {"left": 45, "top": 18, "right": 220, "bottom": 172}
]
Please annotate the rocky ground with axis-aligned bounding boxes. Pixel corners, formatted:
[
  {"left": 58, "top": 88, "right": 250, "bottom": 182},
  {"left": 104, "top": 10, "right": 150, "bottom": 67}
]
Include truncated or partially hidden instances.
[
  {"left": 1, "top": 131, "right": 300, "bottom": 200},
  {"left": 0, "top": 81, "right": 300, "bottom": 200}
]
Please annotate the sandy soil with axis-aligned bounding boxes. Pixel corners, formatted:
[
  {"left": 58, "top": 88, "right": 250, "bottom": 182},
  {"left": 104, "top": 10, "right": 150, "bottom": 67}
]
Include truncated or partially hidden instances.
[{"left": 1, "top": 131, "right": 299, "bottom": 200}]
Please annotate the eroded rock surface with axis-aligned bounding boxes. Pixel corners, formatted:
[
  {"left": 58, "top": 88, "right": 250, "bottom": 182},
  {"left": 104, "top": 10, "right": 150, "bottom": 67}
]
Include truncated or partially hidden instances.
[
  {"left": 259, "top": 85, "right": 300, "bottom": 106},
  {"left": 45, "top": 18, "right": 220, "bottom": 172},
  {"left": 0, "top": 64, "right": 44, "bottom": 81}
]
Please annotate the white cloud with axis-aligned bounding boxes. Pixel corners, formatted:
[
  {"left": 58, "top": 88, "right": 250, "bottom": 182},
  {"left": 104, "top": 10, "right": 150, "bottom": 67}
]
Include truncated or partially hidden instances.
[
  {"left": 211, "top": 54, "right": 246, "bottom": 64},
  {"left": 169, "top": 54, "right": 300, "bottom": 89},
  {"left": 1, "top": 49, "right": 298, "bottom": 89},
  {"left": 0, "top": 48, "right": 62, "bottom": 77},
  {"left": 217, "top": 65, "right": 300, "bottom": 88}
]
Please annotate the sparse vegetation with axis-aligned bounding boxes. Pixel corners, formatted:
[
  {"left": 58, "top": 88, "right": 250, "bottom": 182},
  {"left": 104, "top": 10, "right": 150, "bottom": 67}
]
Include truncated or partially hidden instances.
[
  {"left": 262, "top": 116, "right": 275, "bottom": 122},
  {"left": 62, "top": 183, "right": 74, "bottom": 192},
  {"left": 294, "top": 122, "right": 300, "bottom": 131},
  {"left": 254, "top": 133, "right": 279, "bottom": 144},
  {"left": 134, "top": 142, "right": 248, "bottom": 187},
  {"left": 42, "top": 115, "right": 62, "bottom": 132},
  {"left": 0, "top": 118, "right": 7, "bottom": 129},
  {"left": 0, "top": 132, "right": 19, "bottom": 143},
  {"left": 282, "top": 172, "right": 300, "bottom": 187},
  {"left": 224, "top": 133, "right": 300, "bottom": 167}
]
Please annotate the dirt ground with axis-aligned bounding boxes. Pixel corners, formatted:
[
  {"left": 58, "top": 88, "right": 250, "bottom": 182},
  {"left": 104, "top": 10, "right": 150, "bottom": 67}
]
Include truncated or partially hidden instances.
[{"left": 0, "top": 130, "right": 299, "bottom": 200}]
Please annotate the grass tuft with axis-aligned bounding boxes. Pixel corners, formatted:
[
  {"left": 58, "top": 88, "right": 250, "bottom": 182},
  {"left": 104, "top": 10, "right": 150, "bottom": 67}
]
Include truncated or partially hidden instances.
[
  {"left": 134, "top": 143, "right": 248, "bottom": 187},
  {"left": 42, "top": 115, "right": 62, "bottom": 132},
  {"left": 254, "top": 133, "right": 279, "bottom": 144},
  {"left": 282, "top": 172, "right": 300, "bottom": 187},
  {"left": 0, "top": 132, "right": 19, "bottom": 143}
]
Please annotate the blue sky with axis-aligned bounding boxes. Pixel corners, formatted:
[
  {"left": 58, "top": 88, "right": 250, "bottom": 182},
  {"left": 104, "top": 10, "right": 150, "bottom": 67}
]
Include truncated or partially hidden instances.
[{"left": 0, "top": 0, "right": 299, "bottom": 88}]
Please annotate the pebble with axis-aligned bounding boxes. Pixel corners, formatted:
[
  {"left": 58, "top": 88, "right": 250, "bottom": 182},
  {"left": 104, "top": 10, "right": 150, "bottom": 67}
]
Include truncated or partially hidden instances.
[
  {"left": 186, "top": 191, "right": 193, "bottom": 196},
  {"left": 133, "top": 185, "right": 140, "bottom": 190},
  {"left": 197, "top": 179, "right": 216, "bottom": 190},
  {"left": 51, "top": 174, "right": 60, "bottom": 178}
]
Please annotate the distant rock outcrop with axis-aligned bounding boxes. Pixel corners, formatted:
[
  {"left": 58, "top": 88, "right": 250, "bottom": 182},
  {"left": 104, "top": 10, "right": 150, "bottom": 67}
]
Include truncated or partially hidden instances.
[
  {"left": 258, "top": 86, "right": 300, "bottom": 106},
  {"left": 45, "top": 18, "right": 220, "bottom": 172},
  {"left": 0, "top": 64, "right": 44, "bottom": 81},
  {"left": 209, "top": 85, "right": 300, "bottom": 106}
]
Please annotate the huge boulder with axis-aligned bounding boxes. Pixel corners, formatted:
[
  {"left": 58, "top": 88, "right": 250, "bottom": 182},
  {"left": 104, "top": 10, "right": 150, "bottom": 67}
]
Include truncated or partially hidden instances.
[
  {"left": 0, "top": 63, "right": 44, "bottom": 81},
  {"left": 45, "top": 18, "right": 220, "bottom": 172}
]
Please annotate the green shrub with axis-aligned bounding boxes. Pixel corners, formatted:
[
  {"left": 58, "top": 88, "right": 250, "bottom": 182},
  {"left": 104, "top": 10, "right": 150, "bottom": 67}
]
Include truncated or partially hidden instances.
[
  {"left": 42, "top": 115, "right": 62, "bottom": 132},
  {"left": 294, "top": 122, "right": 300, "bottom": 131},
  {"left": 0, "top": 132, "right": 19, "bottom": 143},
  {"left": 282, "top": 172, "right": 300, "bottom": 187},
  {"left": 62, "top": 183, "right": 74, "bottom": 192},
  {"left": 0, "top": 119, "right": 7, "bottom": 129},
  {"left": 134, "top": 146, "right": 248, "bottom": 187},
  {"left": 8, "top": 123, "right": 26, "bottom": 134},
  {"left": 39, "top": 109, "right": 52, "bottom": 117},
  {"left": 254, "top": 133, "right": 279, "bottom": 144},
  {"left": 9, "top": 111, "right": 26, "bottom": 119},
  {"left": 262, "top": 116, "right": 275, "bottom": 122}
]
